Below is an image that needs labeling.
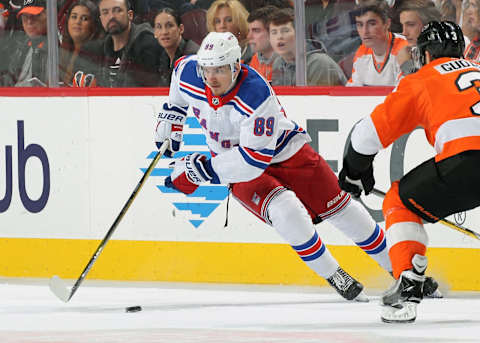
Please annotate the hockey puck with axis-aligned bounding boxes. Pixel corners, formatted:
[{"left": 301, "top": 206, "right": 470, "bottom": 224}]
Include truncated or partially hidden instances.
[{"left": 125, "top": 306, "right": 142, "bottom": 313}]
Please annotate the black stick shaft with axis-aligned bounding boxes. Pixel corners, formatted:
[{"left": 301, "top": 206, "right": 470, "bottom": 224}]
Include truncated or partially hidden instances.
[{"left": 66, "top": 141, "right": 169, "bottom": 301}]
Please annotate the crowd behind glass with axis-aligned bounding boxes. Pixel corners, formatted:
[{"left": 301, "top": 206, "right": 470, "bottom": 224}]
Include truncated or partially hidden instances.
[{"left": 0, "top": 0, "right": 477, "bottom": 87}]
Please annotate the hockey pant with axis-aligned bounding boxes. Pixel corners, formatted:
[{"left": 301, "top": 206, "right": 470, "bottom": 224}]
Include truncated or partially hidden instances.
[
  {"left": 385, "top": 150, "right": 480, "bottom": 278},
  {"left": 231, "top": 143, "right": 391, "bottom": 279}
]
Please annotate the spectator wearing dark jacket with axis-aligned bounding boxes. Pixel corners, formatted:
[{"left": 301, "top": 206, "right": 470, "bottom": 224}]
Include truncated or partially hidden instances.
[
  {"left": 0, "top": 1, "right": 11, "bottom": 77},
  {"left": 133, "top": 0, "right": 192, "bottom": 22},
  {"left": 186, "top": 0, "right": 215, "bottom": 10},
  {"left": 95, "top": 0, "right": 163, "bottom": 87},
  {"left": 152, "top": 7, "right": 199, "bottom": 86},
  {"left": 1, "top": 0, "right": 49, "bottom": 86}
]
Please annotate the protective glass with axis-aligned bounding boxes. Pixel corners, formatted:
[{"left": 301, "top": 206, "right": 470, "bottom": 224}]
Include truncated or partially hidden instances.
[{"left": 411, "top": 46, "right": 423, "bottom": 70}]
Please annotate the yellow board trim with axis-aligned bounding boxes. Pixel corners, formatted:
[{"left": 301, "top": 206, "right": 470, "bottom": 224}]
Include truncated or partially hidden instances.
[{"left": 1, "top": 238, "right": 479, "bottom": 291}]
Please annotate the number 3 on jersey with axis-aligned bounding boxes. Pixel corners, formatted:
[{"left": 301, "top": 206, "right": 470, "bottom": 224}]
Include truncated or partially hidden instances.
[
  {"left": 456, "top": 70, "right": 480, "bottom": 115},
  {"left": 253, "top": 117, "right": 275, "bottom": 136}
]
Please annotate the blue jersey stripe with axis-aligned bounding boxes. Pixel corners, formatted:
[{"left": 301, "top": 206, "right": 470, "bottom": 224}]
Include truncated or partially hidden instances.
[
  {"left": 180, "top": 88, "right": 208, "bottom": 103},
  {"left": 275, "top": 130, "right": 303, "bottom": 155},
  {"left": 239, "top": 147, "right": 269, "bottom": 169},
  {"left": 256, "top": 147, "right": 275, "bottom": 156},
  {"left": 227, "top": 101, "right": 250, "bottom": 117}
]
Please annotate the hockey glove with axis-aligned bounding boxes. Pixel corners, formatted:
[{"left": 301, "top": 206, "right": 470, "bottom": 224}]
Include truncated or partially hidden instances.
[
  {"left": 338, "top": 142, "right": 376, "bottom": 198},
  {"left": 155, "top": 103, "right": 187, "bottom": 157},
  {"left": 73, "top": 71, "right": 96, "bottom": 87},
  {"left": 165, "top": 153, "right": 214, "bottom": 194}
]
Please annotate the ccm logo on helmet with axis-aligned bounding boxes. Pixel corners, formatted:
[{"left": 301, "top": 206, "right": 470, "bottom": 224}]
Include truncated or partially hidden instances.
[{"left": 158, "top": 113, "right": 185, "bottom": 122}]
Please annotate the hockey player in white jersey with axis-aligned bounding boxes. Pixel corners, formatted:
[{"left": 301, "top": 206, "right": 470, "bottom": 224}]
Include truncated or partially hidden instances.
[{"left": 154, "top": 31, "right": 435, "bottom": 301}]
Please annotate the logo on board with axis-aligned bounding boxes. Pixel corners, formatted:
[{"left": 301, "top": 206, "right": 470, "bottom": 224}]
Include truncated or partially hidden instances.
[
  {"left": 142, "top": 116, "right": 228, "bottom": 228},
  {"left": 1, "top": 120, "right": 50, "bottom": 213}
]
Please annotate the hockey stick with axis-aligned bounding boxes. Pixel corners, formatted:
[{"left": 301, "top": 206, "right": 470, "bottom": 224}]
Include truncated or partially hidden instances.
[
  {"left": 371, "top": 188, "right": 480, "bottom": 241},
  {"left": 49, "top": 140, "right": 170, "bottom": 302}
]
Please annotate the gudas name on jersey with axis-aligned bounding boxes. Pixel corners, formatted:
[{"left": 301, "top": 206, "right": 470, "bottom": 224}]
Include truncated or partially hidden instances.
[{"left": 434, "top": 59, "right": 480, "bottom": 74}]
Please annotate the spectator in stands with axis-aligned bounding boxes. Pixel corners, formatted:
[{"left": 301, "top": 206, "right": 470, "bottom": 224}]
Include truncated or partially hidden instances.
[
  {"left": 438, "top": 0, "right": 463, "bottom": 23},
  {"left": 395, "top": 0, "right": 441, "bottom": 75},
  {"left": 0, "top": 2, "right": 6, "bottom": 32},
  {"left": 269, "top": 7, "right": 347, "bottom": 86},
  {"left": 206, "top": 0, "right": 253, "bottom": 63},
  {"left": 241, "top": 0, "right": 292, "bottom": 12},
  {"left": 306, "top": 0, "right": 360, "bottom": 62},
  {"left": 247, "top": 5, "right": 277, "bottom": 82},
  {"left": 0, "top": 0, "right": 50, "bottom": 86},
  {"left": 152, "top": 7, "right": 199, "bottom": 86},
  {"left": 3, "top": 0, "right": 23, "bottom": 34},
  {"left": 133, "top": 0, "right": 193, "bottom": 23},
  {"left": 0, "top": 1, "right": 11, "bottom": 76},
  {"left": 59, "top": 0, "right": 104, "bottom": 86},
  {"left": 91, "top": 0, "right": 162, "bottom": 87},
  {"left": 184, "top": 0, "right": 215, "bottom": 11},
  {"left": 463, "top": 0, "right": 480, "bottom": 60},
  {"left": 347, "top": 0, "right": 407, "bottom": 86}
]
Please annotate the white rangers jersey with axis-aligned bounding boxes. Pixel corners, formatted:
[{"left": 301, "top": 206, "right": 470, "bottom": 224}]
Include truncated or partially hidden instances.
[{"left": 168, "top": 55, "right": 310, "bottom": 184}]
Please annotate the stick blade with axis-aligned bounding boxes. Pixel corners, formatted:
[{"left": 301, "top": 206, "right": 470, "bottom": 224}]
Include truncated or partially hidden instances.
[{"left": 49, "top": 275, "right": 71, "bottom": 303}]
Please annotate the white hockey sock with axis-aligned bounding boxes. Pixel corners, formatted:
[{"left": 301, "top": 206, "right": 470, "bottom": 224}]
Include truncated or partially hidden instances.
[
  {"left": 268, "top": 190, "right": 339, "bottom": 278},
  {"left": 326, "top": 198, "right": 392, "bottom": 272}
]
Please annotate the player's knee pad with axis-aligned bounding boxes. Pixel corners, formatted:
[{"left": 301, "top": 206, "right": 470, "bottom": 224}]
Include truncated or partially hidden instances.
[
  {"left": 268, "top": 190, "right": 315, "bottom": 246},
  {"left": 383, "top": 181, "right": 423, "bottom": 230}
]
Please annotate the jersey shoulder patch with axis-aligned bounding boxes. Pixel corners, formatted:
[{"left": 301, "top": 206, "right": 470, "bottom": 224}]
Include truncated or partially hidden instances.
[
  {"left": 177, "top": 57, "right": 204, "bottom": 89},
  {"left": 236, "top": 65, "right": 272, "bottom": 111}
]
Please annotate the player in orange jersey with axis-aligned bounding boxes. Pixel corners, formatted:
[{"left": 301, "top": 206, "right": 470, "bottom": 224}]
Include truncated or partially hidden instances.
[{"left": 338, "top": 21, "right": 480, "bottom": 323}]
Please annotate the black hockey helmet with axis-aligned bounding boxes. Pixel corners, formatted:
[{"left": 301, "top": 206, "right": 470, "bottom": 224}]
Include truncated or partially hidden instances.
[{"left": 415, "top": 21, "right": 465, "bottom": 66}]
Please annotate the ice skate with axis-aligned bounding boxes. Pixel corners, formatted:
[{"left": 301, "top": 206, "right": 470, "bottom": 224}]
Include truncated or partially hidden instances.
[
  {"left": 389, "top": 272, "right": 442, "bottom": 299},
  {"left": 381, "top": 254, "right": 426, "bottom": 323},
  {"left": 424, "top": 276, "right": 443, "bottom": 298},
  {"left": 327, "top": 267, "right": 368, "bottom": 302}
]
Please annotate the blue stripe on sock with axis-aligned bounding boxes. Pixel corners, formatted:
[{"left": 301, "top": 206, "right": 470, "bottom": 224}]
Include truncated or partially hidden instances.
[
  {"left": 356, "top": 224, "right": 380, "bottom": 246},
  {"left": 292, "top": 231, "right": 318, "bottom": 251},
  {"left": 300, "top": 243, "right": 326, "bottom": 261},
  {"left": 365, "top": 237, "right": 387, "bottom": 255}
]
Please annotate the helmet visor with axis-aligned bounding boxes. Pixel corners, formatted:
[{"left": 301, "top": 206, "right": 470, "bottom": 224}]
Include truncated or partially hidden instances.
[{"left": 197, "top": 64, "right": 234, "bottom": 82}]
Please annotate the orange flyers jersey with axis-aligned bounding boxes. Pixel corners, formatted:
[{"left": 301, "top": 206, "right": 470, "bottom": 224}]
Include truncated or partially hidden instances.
[
  {"left": 249, "top": 53, "right": 273, "bottom": 82},
  {"left": 350, "top": 57, "right": 480, "bottom": 162},
  {"left": 347, "top": 33, "right": 407, "bottom": 86}
]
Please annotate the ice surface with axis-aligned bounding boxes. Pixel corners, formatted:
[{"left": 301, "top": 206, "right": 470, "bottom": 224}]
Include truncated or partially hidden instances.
[{"left": 0, "top": 278, "right": 479, "bottom": 343}]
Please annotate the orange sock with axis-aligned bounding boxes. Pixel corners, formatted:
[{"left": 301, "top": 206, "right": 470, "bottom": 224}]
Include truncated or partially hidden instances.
[
  {"left": 384, "top": 181, "right": 426, "bottom": 279},
  {"left": 389, "top": 241, "right": 426, "bottom": 279}
]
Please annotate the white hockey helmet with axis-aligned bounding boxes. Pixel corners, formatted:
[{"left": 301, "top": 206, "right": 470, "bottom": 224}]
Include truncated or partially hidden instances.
[{"left": 197, "top": 32, "right": 242, "bottom": 82}]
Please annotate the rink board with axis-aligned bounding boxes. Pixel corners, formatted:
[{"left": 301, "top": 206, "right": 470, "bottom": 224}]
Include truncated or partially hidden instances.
[
  {"left": 1, "top": 238, "right": 480, "bottom": 291},
  {"left": 1, "top": 87, "right": 479, "bottom": 290}
]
